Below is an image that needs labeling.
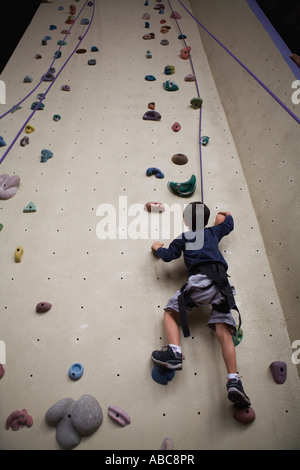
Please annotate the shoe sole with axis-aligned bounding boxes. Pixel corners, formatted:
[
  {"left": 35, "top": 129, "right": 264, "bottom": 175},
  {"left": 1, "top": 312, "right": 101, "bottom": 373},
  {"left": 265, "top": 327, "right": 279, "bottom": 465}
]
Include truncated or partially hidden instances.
[
  {"left": 228, "top": 389, "right": 251, "bottom": 407},
  {"left": 151, "top": 356, "right": 182, "bottom": 370}
]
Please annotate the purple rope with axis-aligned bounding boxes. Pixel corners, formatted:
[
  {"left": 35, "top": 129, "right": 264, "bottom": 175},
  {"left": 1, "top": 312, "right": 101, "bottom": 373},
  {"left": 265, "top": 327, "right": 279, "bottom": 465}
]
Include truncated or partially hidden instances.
[
  {"left": 0, "top": 0, "right": 95, "bottom": 164},
  {"left": 176, "top": 0, "right": 300, "bottom": 125},
  {"left": 167, "top": 0, "right": 205, "bottom": 202}
]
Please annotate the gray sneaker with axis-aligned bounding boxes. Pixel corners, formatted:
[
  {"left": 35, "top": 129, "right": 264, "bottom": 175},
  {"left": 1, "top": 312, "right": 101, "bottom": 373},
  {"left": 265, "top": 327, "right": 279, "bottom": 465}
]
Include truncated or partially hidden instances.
[
  {"left": 227, "top": 379, "right": 251, "bottom": 408},
  {"left": 151, "top": 346, "right": 183, "bottom": 370}
]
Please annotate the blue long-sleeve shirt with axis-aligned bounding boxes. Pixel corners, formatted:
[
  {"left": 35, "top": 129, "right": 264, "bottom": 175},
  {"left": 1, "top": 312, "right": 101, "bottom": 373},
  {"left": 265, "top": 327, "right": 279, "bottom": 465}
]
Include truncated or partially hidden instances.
[{"left": 156, "top": 215, "right": 234, "bottom": 276}]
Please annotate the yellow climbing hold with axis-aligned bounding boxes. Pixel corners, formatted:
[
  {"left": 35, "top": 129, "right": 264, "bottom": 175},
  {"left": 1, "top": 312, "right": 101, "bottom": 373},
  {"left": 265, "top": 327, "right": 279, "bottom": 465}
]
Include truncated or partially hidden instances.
[
  {"left": 15, "top": 246, "right": 24, "bottom": 263},
  {"left": 25, "top": 124, "right": 35, "bottom": 134}
]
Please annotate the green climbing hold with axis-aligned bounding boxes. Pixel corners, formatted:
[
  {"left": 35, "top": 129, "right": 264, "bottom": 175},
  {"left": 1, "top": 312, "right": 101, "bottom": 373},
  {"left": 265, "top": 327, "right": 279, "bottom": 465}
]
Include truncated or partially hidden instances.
[
  {"left": 31, "top": 102, "right": 44, "bottom": 110},
  {"left": 0, "top": 223, "right": 3, "bottom": 232},
  {"left": 167, "top": 175, "right": 196, "bottom": 197},
  {"left": 232, "top": 328, "right": 243, "bottom": 346},
  {"left": 190, "top": 97, "right": 203, "bottom": 109},
  {"left": 23, "top": 202, "right": 37, "bottom": 213},
  {"left": 163, "top": 80, "right": 179, "bottom": 91},
  {"left": 201, "top": 136, "right": 210, "bottom": 146},
  {"left": 53, "top": 114, "right": 61, "bottom": 121}
]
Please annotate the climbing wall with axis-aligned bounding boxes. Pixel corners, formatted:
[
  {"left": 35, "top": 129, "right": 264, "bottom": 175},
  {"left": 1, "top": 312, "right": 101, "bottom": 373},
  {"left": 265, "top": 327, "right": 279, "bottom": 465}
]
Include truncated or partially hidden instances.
[{"left": 0, "top": 0, "right": 299, "bottom": 450}]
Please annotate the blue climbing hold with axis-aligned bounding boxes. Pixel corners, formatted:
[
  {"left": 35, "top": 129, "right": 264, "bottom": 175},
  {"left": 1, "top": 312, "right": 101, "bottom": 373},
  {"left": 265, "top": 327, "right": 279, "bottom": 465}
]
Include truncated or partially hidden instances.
[
  {"left": 91, "top": 46, "right": 99, "bottom": 52},
  {"left": 146, "top": 167, "right": 164, "bottom": 179},
  {"left": 41, "top": 149, "right": 53, "bottom": 163},
  {"left": 49, "top": 25, "right": 57, "bottom": 30},
  {"left": 0, "top": 136, "right": 6, "bottom": 147},
  {"left": 152, "top": 365, "right": 175, "bottom": 385},
  {"left": 145, "top": 74, "right": 156, "bottom": 81},
  {"left": 69, "top": 363, "right": 84, "bottom": 381}
]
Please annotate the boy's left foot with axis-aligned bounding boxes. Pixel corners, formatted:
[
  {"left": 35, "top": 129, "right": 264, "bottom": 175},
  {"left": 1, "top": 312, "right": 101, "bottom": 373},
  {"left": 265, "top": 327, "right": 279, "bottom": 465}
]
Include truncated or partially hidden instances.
[{"left": 227, "top": 378, "right": 251, "bottom": 408}]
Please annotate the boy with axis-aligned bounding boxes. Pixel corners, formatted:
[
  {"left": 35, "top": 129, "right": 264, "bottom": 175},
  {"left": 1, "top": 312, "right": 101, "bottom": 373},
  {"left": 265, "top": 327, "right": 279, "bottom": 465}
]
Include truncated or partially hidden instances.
[{"left": 151, "top": 201, "right": 250, "bottom": 407}]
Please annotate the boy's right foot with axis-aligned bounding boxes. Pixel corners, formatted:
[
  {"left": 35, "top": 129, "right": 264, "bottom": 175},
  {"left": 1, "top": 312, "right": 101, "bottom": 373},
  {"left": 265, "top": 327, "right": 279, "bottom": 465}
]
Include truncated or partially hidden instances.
[
  {"left": 151, "top": 346, "right": 183, "bottom": 370},
  {"left": 227, "top": 378, "right": 251, "bottom": 408}
]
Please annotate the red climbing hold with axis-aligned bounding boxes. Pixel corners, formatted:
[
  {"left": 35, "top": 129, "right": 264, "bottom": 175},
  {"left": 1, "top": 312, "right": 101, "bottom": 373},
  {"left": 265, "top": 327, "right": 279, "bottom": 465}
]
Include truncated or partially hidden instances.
[
  {"left": 36, "top": 302, "right": 52, "bottom": 313},
  {"left": 6, "top": 409, "right": 33, "bottom": 431},
  {"left": 233, "top": 406, "right": 255, "bottom": 424}
]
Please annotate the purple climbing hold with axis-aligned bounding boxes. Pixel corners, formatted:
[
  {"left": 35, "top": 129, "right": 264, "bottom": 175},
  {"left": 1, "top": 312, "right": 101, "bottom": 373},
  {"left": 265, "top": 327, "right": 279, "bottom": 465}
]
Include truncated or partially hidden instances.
[
  {"left": 36, "top": 302, "right": 52, "bottom": 313},
  {"left": 108, "top": 405, "right": 131, "bottom": 427},
  {"left": 61, "top": 85, "right": 70, "bottom": 91},
  {"left": 143, "top": 110, "right": 161, "bottom": 121},
  {"left": 0, "top": 174, "right": 20, "bottom": 200},
  {"left": 170, "top": 11, "right": 182, "bottom": 19},
  {"left": 269, "top": 361, "right": 287, "bottom": 384}
]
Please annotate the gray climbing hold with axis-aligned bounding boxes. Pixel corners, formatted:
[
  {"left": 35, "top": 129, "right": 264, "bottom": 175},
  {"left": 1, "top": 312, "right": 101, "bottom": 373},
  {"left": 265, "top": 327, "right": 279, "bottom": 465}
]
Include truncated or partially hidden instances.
[
  {"left": 46, "top": 395, "right": 103, "bottom": 449},
  {"left": 171, "top": 153, "right": 188, "bottom": 165},
  {"left": 0, "top": 174, "right": 20, "bottom": 200},
  {"left": 88, "top": 59, "right": 96, "bottom": 65},
  {"left": 24, "top": 76, "right": 33, "bottom": 83},
  {"left": 23, "top": 202, "right": 37, "bottom": 213}
]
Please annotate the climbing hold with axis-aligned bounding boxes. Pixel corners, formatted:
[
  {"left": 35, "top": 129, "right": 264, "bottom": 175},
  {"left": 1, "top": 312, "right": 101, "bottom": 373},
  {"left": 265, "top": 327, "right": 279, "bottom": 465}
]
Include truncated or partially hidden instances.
[
  {"left": 145, "top": 74, "right": 156, "bottom": 81},
  {"left": 61, "top": 85, "right": 70, "bottom": 91},
  {"left": 148, "top": 102, "right": 155, "bottom": 110},
  {"left": 160, "top": 26, "right": 171, "bottom": 34},
  {"left": 144, "top": 0, "right": 149, "bottom": 5},
  {"left": 42, "top": 39, "right": 47, "bottom": 46},
  {"left": 65, "top": 18, "right": 74, "bottom": 24},
  {"left": 168, "top": 175, "right": 196, "bottom": 197},
  {"left": 49, "top": 24, "right": 57, "bottom": 30},
  {"left": 201, "top": 135, "right": 210, "bottom": 145},
  {"left": 57, "top": 40, "right": 67, "bottom": 46},
  {"left": 143, "top": 33, "right": 155, "bottom": 40},
  {"left": 232, "top": 328, "right": 243, "bottom": 347},
  {"left": 25, "top": 124, "right": 35, "bottom": 134},
  {"left": 44, "top": 36, "right": 52, "bottom": 41},
  {"left": 163, "top": 80, "right": 179, "bottom": 91},
  {"left": 23, "top": 202, "right": 37, "bottom": 213},
  {"left": 152, "top": 364, "right": 175, "bottom": 385},
  {"left": 31, "top": 101, "right": 44, "bottom": 110},
  {"left": 0, "top": 136, "right": 6, "bottom": 147},
  {"left": 180, "top": 46, "right": 191, "bottom": 60},
  {"left": 70, "top": 4, "right": 76, "bottom": 15},
  {"left": 108, "top": 405, "right": 131, "bottom": 427},
  {"left": 36, "top": 302, "right": 52, "bottom": 313},
  {"left": 0, "top": 174, "right": 20, "bottom": 200},
  {"left": 91, "top": 46, "right": 99, "bottom": 52},
  {"left": 159, "top": 437, "right": 174, "bottom": 450},
  {"left": 160, "top": 39, "right": 169, "bottom": 45},
  {"left": 0, "top": 363, "right": 5, "bottom": 379},
  {"left": 145, "top": 21, "right": 150, "bottom": 28},
  {"left": 170, "top": 11, "right": 182, "bottom": 19},
  {"left": 46, "top": 395, "right": 103, "bottom": 450},
  {"left": 269, "top": 361, "right": 287, "bottom": 384},
  {"left": 20, "top": 134, "right": 29, "bottom": 146},
  {"left": 185, "top": 73, "right": 195, "bottom": 81},
  {"left": 54, "top": 50, "right": 62, "bottom": 59},
  {"left": 35, "top": 54, "right": 42, "bottom": 59},
  {"left": 42, "top": 72, "right": 54, "bottom": 82},
  {"left": 41, "top": 149, "right": 53, "bottom": 163},
  {"left": 37, "top": 93, "right": 46, "bottom": 101},
  {"left": 53, "top": 114, "right": 61, "bottom": 121},
  {"left": 143, "top": 110, "right": 161, "bottom": 121},
  {"left": 0, "top": 223, "right": 3, "bottom": 232},
  {"left": 76, "top": 48, "right": 87, "bottom": 54},
  {"left": 6, "top": 409, "right": 33, "bottom": 431},
  {"left": 14, "top": 246, "right": 24, "bottom": 263},
  {"left": 154, "top": 3, "right": 165, "bottom": 10},
  {"left": 164, "top": 65, "right": 175, "bottom": 75},
  {"left": 11, "top": 105, "right": 22, "bottom": 113},
  {"left": 61, "top": 29, "right": 70, "bottom": 34},
  {"left": 146, "top": 50, "right": 152, "bottom": 58},
  {"left": 171, "top": 153, "right": 188, "bottom": 165},
  {"left": 69, "top": 363, "right": 84, "bottom": 381},
  {"left": 23, "top": 75, "right": 33, "bottom": 83},
  {"left": 159, "top": 8, "right": 164, "bottom": 14},
  {"left": 146, "top": 167, "right": 164, "bottom": 179},
  {"left": 233, "top": 406, "right": 255, "bottom": 425},
  {"left": 145, "top": 202, "right": 165, "bottom": 213},
  {"left": 171, "top": 122, "right": 181, "bottom": 132},
  {"left": 88, "top": 59, "right": 96, "bottom": 65},
  {"left": 80, "top": 18, "right": 89, "bottom": 25},
  {"left": 142, "top": 13, "right": 150, "bottom": 19},
  {"left": 190, "top": 97, "right": 203, "bottom": 109},
  {"left": 178, "top": 34, "right": 187, "bottom": 39}
]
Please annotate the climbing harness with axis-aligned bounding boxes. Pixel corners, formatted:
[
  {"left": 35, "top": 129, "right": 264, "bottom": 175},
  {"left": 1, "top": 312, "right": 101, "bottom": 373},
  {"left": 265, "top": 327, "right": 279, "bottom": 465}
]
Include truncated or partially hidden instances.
[{"left": 178, "top": 262, "right": 242, "bottom": 338}]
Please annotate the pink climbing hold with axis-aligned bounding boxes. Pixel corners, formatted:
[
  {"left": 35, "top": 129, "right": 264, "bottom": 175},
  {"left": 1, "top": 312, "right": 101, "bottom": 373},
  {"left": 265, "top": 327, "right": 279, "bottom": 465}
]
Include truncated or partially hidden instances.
[
  {"left": 172, "top": 122, "right": 181, "bottom": 132},
  {"left": 233, "top": 406, "right": 255, "bottom": 424},
  {"left": 36, "top": 302, "right": 52, "bottom": 313},
  {"left": 170, "top": 11, "right": 182, "bottom": 19},
  {"left": 0, "top": 174, "right": 20, "bottom": 200},
  {"left": 6, "top": 409, "right": 33, "bottom": 431},
  {"left": 108, "top": 405, "right": 131, "bottom": 427},
  {"left": 269, "top": 361, "right": 287, "bottom": 384}
]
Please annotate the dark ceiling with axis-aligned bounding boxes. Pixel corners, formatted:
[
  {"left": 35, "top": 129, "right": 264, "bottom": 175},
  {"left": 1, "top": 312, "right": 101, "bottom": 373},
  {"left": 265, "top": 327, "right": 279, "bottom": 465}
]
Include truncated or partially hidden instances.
[{"left": 255, "top": 0, "right": 300, "bottom": 54}]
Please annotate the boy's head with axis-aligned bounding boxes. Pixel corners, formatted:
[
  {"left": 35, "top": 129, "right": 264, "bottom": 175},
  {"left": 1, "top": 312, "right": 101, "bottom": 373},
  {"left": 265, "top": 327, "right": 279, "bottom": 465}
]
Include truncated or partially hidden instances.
[{"left": 183, "top": 201, "right": 210, "bottom": 231}]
